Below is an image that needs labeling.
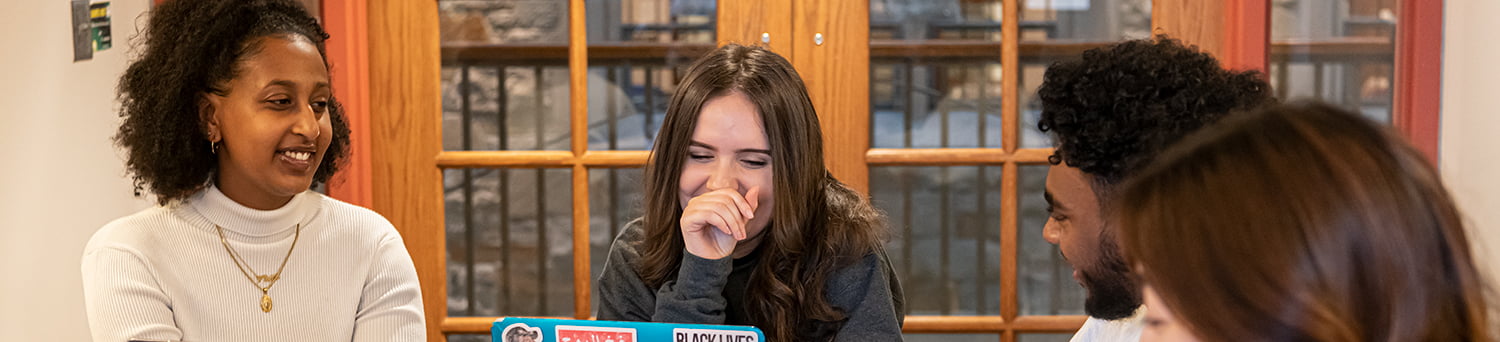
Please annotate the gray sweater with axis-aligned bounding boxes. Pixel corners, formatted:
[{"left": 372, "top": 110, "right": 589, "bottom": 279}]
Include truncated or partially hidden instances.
[{"left": 596, "top": 219, "right": 905, "bottom": 341}]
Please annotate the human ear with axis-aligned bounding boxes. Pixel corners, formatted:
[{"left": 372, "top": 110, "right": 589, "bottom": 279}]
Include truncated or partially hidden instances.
[{"left": 199, "top": 93, "right": 222, "bottom": 142}]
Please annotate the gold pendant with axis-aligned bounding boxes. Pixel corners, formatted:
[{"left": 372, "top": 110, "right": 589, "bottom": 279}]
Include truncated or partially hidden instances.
[{"left": 260, "top": 293, "right": 273, "bottom": 313}]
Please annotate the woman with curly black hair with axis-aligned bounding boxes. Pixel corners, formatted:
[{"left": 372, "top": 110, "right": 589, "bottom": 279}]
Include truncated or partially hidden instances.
[{"left": 81, "top": 0, "right": 423, "bottom": 341}]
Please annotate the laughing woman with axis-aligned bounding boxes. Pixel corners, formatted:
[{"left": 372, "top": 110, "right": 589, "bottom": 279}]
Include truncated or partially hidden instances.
[
  {"left": 596, "top": 44, "right": 906, "bottom": 341},
  {"left": 82, "top": 0, "right": 423, "bottom": 341}
]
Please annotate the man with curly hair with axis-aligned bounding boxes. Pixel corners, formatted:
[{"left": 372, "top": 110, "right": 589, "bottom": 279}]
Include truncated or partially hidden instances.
[{"left": 1036, "top": 37, "right": 1273, "bottom": 341}]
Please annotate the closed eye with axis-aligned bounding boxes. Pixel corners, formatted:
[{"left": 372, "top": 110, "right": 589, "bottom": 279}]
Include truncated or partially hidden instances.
[
  {"left": 1043, "top": 192, "right": 1066, "bottom": 220},
  {"left": 741, "top": 159, "right": 768, "bottom": 168}
]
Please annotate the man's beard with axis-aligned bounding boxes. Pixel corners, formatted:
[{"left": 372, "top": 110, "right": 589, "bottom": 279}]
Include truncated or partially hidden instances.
[{"left": 1080, "top": 234, "right": 1141, "bottom": 320}]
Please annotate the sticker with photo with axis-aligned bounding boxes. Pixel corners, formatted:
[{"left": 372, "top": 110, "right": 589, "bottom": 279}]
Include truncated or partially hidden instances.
[{"left": 501, "top": 323, "right": 544, "bottom": 342}]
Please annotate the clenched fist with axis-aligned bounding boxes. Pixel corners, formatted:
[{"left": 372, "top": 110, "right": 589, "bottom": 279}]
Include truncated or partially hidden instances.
[{"left": 680, "top": 187, "right": 760, "bottom": 260}]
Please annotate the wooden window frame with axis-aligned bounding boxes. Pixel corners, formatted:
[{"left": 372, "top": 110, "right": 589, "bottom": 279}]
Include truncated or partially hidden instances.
[
  {"left": 335, "top": 0, "right": 1443, "bottom": 341},
  {"left": 1154, "top": 0, "right": 1442, "bottom": 161}
]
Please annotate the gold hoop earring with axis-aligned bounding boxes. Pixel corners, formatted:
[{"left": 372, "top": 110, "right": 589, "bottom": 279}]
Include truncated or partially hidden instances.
[{"left": 211, "top": 141, "right": 219, "bottom": 154}]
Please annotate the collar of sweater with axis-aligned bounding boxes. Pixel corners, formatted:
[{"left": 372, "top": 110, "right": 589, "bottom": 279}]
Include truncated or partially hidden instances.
[{"left": 190, "top": 184, "right": 320, "bottom": 237}]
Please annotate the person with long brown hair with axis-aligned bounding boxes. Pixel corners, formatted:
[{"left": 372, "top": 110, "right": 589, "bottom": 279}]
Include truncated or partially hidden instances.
[
  {"left": 595, "top": 43, "right": 905, "bottom": 341},
  {"left": 1119, "top": 101, "right": 1494, "bottom": 341}
]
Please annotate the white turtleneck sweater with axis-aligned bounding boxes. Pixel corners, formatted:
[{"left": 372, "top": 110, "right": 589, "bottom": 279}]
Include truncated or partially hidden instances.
[{"left": 82, "top": 185, "right": 425, "bottom": 341}]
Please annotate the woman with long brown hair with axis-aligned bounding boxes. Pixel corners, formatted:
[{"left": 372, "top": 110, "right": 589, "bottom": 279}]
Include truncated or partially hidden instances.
[
  {"left": 596, "top": 43, "right": 904, "bottom": 341},
  {"left": 1119, "top": 101, "right": 1493, "bottom": 341}
]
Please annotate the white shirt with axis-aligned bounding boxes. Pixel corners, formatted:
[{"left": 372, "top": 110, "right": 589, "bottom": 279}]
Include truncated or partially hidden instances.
[
  {"left": 82, "top": 185, "right": 425, "bottom": 341},
  {"left": 1070, "top": 307, "right": 1146, "bottom": 342}
]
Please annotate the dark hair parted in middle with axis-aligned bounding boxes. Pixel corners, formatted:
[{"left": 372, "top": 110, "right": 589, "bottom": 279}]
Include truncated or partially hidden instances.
[
  {"left": 1120, "top": 101, "right": 1493, "bottom": 341},
  {"left": 1037, "top": 36, "right": 1274, "bottom": 187},
  {"left": 635, "top": 43, "right": 889, "bottom": 341},
  {"left": 115, "top": 0, "right": 349, "bottom": 204}
]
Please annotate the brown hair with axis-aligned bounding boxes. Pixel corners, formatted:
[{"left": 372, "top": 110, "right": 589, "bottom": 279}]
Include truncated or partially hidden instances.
[
  {"left": 635, "top": 43, "right": 888, "bottom": 341},
  {"left": 1119, "top": 101, "right": 1492, "bottom": 341}
]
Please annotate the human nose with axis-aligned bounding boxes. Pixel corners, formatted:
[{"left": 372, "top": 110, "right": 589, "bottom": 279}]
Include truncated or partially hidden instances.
[
  {"left": 1042, "top": 218, "right": 1061, "bottom": 245},
  {"left": 705, "top": 159, "right": 738, "bottom": 192},
  {"left": 291, "top": 102, "right": 320, "bottom": 140}
]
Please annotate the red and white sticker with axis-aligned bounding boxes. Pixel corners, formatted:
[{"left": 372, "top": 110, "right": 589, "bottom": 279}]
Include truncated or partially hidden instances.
[{"left": 555, "top": 325, "right": 637, "bottom": 342}]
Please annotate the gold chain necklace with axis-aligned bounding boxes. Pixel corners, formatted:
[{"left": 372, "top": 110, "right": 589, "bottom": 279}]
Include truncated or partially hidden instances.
[{"left": 216, "top": 223, "right": 300, "bottom": 313}]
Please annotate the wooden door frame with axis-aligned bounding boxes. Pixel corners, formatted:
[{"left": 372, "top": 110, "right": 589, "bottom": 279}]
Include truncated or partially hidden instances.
[
  {"left": 347, "top": 0, "right": 1445, "bottom": 341},
  {"left": 789, "top": 1, "right": 871, "bottom": 193},
  {"left": 344, "top": 0, "right": 1447, "bottom": 219},
  {"left": 1152, "top": 0, "right": 1270, "bottom": 72},
  {"left": 1153, "top": 0, "right": 1442, "bottom": 162},
  {"left": 359, "top": 0, "right": 635, "bottom": 339},
  {"left": 1393, "top": 0, "right": 1443, "bottom": 163},
  {"left": 363, "top": 0, "right": 446, "bottom": 340},
  {"left": 348, "top": 0, "right": 1079, "bottom": 339}
]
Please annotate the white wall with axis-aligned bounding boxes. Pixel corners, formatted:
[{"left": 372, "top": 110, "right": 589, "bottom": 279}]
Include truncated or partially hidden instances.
[
  {"left": 1441, "top": 0, "right": 1500, "bottom": 318},
  {"left": 0, "top": 0, "right": 152, "bottom": 339}
]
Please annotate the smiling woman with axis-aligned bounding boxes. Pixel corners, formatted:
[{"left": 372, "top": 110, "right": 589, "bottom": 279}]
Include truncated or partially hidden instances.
[
  {"left": 205, "top": 36, "right": 337, "bottom": 210},
  {"left": 81, "top": 0, "right": 424, "bottom": 341},
  {"left": 595, "top": 44, "right": 905, "bottom": 342}
]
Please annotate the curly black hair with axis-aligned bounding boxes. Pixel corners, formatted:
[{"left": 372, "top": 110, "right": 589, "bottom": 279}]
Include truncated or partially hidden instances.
[
  {"left": 115, "top": 0, "right": 349, "bottom": 205},
  {"left": 1037, "top": 37, "right": 1273, "bottom": 186}
]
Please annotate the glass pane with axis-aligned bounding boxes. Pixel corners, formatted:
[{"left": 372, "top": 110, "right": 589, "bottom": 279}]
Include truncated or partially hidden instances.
[
  {"left": 587, "top": 0, "right": 715, "bottom": 151},
  {"left": 1019, "top": 333, "right": 1075, "bottom": 342},
  {"left": 588, "top": 167, "right": 646, "bottom": 313},
  {"left": 872, "top": 0, "right": 1004, "bottom": 41},
  {"left": 871, "top": 0, "right": 1005, "bottom": 149},
  {"left": 871, "top": 166, "right": 1003, "bottom": 316},
  {"left": 1271, "top": 0, "right": 1395, "bottom": 123},
  {"left": 1018, "top": 165, "right": 1085, "bottom": 316},
  {"left": 445, "top": 168, "right": 575, "bottom": 317},
  {"left": 440, "top": 1, "right": 572, "bottom": 151},
  {"left": 906, "top": 333, "right": 999, "bottom": 342},
  {"left": 1018, "top": 0, "right": 1151, "bottom": 148}
]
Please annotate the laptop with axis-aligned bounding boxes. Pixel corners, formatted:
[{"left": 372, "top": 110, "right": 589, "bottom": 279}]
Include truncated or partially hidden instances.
[{"left": 492, "top": 317, "right": 765, "bottom": 342}]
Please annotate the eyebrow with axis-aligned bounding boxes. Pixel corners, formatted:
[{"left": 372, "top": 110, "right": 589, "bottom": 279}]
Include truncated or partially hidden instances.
[
  {"left": 689, "top": 141, "right": 771, "bottom": 155},
  {"left": 264, "top": 79, "right": 331, "bottom": 91},
  {"left": 1044, "top": 190, "right": 1065, "bottom": 211}
]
